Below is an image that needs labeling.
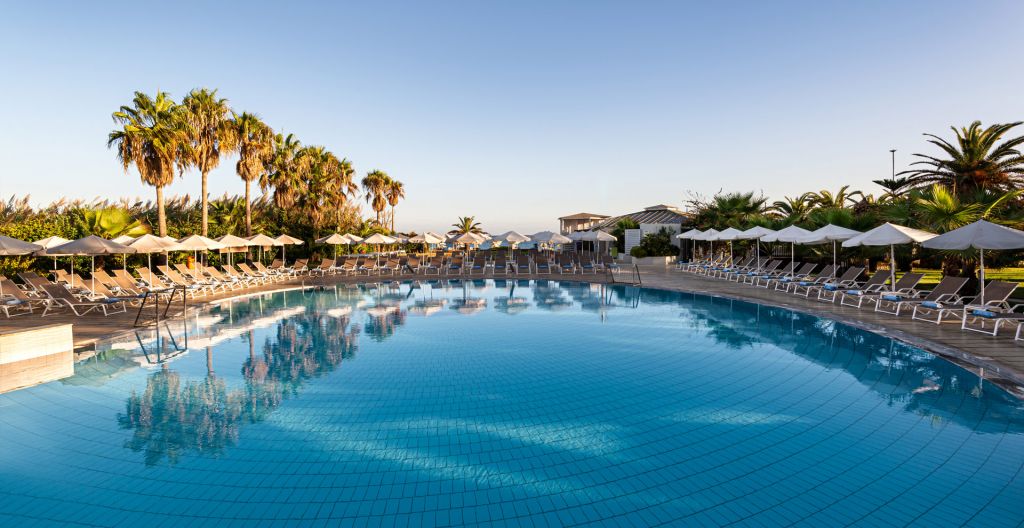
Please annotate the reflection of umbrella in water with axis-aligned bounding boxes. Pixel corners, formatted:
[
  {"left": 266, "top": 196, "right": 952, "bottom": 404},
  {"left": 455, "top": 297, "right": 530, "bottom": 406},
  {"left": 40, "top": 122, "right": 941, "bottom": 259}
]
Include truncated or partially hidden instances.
[
  {"left": 493, "top": 296, "right": 530, "bottom": 315},
  {"left": 326, "top": 306, "right": 353, "bottom": 319},
  {"left": 409, "top": 299, "right": 447, "bottom": 316}
]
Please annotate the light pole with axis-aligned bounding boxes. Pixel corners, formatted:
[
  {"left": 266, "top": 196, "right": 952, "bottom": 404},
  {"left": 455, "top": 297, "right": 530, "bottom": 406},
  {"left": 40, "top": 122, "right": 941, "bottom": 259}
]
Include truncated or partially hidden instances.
[{"left": 890, "top": 149, "right": 896, "bottom": 178}]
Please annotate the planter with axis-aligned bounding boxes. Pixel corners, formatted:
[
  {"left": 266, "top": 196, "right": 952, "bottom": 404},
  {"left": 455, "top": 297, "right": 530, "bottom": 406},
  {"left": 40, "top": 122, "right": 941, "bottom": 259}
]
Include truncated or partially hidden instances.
[{"left": 631, "top": 256, "right": 674, "bottom": 267}]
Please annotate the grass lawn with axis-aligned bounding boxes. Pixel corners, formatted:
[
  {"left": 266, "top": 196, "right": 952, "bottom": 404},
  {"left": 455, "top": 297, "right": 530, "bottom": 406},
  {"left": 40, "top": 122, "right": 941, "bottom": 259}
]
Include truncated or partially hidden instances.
[{"left": 911, "top": 268, "right": 1024, "bottom": 285}]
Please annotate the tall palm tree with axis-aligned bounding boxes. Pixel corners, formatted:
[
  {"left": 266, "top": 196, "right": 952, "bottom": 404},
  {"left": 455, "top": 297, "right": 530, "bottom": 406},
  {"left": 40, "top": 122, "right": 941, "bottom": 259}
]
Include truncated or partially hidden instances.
[
  {"left": 334, "top": 158, "right": 358, "bottom": 230},
  {"left": 384, "top": 179, "right": 405, "bottom": 232},
  {"left": 261, "top": 133, "right": 304, "bottom": 209},
  {"left": 361, "top": 170, "right": 390, "bottom": 226},
  {"left": 448, "top": 216, "right": 482, "bottom": 235},
  {"left": 233, "top": 112, "right": 274, "bottom": 235},
  {"left": 180, "top": 88, "right": 235, "bottom": 236},
  {"left": 872, "top": 176, "right": 915, "bottom": 201},
  {"left": 108, "top": 90, "right": 186, "bottom": 236},
  {"left": 901, "top": 121, "right": 1024, "bottom": 195}
]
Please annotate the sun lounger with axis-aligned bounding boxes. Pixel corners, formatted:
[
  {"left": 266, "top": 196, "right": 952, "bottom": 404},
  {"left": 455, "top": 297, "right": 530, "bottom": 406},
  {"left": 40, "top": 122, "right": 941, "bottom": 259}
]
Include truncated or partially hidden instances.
[
  {"left": 763, "top": 263, "right": 818, "bottom": 290},
  {"left": 874, "top": 276, "right": 969, "bottom": 316},
  {"left": 839, "top": 273, "right": 923, "bottom": 309},
  {"left": 39, "top": 283, "right": 127, "bottom": 316},
  {"left": 535, "top": 257, "right": 553, "bottom": 275},
  {"left": 0, "top": 276, "right": 51, "bottom": 317},
  {"left": 823, "top": 270, "right": 889, "bottom": 304},
  {"left": 793, "top": 266, "right": 865, "bottom": 300},
  {"left": 912, "top": 280, "right": 1018, "bottom": 325}
]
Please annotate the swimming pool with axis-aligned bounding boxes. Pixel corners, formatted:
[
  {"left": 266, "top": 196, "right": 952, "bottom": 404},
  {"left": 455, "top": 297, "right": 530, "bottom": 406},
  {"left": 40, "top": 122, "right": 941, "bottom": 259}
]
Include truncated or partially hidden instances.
[{"left": 1, "top": 280, "right": 1022, "bottom": 526}]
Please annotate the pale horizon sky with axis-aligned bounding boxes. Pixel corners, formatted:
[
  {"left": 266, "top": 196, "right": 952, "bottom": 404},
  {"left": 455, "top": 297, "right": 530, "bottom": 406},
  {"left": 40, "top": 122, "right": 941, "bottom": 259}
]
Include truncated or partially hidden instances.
[{"left": 2, "top": 1, "right": 1023, "bottom": 234}]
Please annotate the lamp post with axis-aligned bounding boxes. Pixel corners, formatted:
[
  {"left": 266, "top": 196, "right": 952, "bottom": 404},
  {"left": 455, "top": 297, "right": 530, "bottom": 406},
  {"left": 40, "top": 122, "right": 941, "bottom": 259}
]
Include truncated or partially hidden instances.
[{"left": 890, "top": 149, "right": 896, "bottom": 178}]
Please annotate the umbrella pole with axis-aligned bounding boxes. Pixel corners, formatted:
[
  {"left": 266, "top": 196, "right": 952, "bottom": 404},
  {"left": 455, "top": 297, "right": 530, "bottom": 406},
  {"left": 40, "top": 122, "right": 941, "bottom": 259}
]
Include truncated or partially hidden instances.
[
  {"left": 979, "top": 248, "right": 985, "bottom": 305},
  {"left": 91, "top": 256, "right": 96, "bottom": 295},
  {"left": 832, "top": 240, "right": 837, "bottom": 278},
  {"left": 889, "top": 244, "right": 896, "bottom": 292},
  {"left": 790, "top": 242, "right": 794, "bottom": 278}
]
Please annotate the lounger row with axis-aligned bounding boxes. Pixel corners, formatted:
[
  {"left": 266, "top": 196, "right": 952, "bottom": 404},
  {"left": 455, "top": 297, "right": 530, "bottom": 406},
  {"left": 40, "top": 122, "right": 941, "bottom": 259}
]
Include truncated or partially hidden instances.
[
  {"left": 677, "top": 255, "right": 1024, "bottom": 339},
  {"left": 308, "top": 254, "right": 620, "bottom": 276},
  {"left": 0, "top": 259, "right": 309, "bottom": 317}
]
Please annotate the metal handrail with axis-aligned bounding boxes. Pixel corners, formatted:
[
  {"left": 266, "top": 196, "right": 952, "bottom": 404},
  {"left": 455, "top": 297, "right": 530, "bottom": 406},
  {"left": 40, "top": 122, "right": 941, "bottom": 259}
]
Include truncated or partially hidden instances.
[{"left": 133, "top": 286, "right": 188, "bottom": 327}]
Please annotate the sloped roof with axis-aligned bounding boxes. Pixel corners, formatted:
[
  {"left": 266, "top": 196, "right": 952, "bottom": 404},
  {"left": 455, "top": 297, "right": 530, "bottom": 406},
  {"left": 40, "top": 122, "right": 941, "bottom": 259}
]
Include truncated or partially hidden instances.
[
  {"left": 558, "top": 212, "right": 610, "bottom": 220},
  {"left": 592, "top": 205, "right": 689, "bottom": 230}
]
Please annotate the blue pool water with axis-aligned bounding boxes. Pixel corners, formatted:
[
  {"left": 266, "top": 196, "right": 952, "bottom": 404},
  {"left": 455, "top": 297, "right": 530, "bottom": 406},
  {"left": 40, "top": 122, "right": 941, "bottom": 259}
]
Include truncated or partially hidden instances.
[{"left": 1, "top": 280, "right": 1022, "bottom": 526}]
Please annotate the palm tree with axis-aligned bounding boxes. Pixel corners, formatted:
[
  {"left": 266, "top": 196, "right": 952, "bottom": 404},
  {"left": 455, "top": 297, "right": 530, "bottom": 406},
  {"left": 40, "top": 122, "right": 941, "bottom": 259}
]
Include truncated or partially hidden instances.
[
  {"left": 807, "top": 186, "right": 863, "bottom": 208},
  {"left": 901, "top": 121, "right": 1024, "bottom": 195},
  {"left": 448, "top": 216, "right": 482, "bottom": 235},
  {"left": 261, "top": 133, "right": 304, "bottom": 209},
  {"left": 872, "top": 176, "right": 915, "bottom": 201},
  {"left": 769, "top": 194, "right": 813, "bottom": 222},
  {"left": 76, "top": 207, "right": 149, "bottom": 238},
  {"left": 361, "top": 170, "right": 390, "bottom": 226},
  {"left": 692, "top": 191, "right": 767, "bottom": 228},
  {"left": 180, "top": 88, "right": 235, "bottom": 236},
  {"left": 334, "top": 158, "right": 358, "bottom": 230},
  {"left": 108, "top": 90, "right": 186, "bottom": 237},
  {"left": 384, "top": 179, "right": 405, "bottom": 232},
  {"left": 233, "top": 112, "right": 274, "bottom": 235}
]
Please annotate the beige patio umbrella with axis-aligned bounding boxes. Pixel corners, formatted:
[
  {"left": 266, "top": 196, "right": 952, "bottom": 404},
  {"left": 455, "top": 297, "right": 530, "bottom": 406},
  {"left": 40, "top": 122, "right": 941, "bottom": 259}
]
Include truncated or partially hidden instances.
[
  {"left": 275, "top": 234, "right": 304, "bottom": 262},
  {"left": 0, "top": 236, "right": 43, "bottom": 296},
  {"left": 248, "top": 234, "right": 283, "bottom": 264},
  {"left": 215, "top": 234, "right": 252, "bottom": 266},
  {"left": 33, "top": 236, "right": 71, "bottom": 277},
  {"left": 180, "top": 235, "right": 228, "bottom": 268},
  {"left": 363, "top": 233, "right": 398, "bottom": 262},
  {"left": 129, "top": 234, "right": 181, "bottom": 275},
  {"left": 316, "top": 233, "right": 348, "bottom": 259},
  {"left": 922, "top": 220, "right": 1024, "bottom": 304},
  {"left": 45, "top": 235, "right": 137, "bottom": 294}
]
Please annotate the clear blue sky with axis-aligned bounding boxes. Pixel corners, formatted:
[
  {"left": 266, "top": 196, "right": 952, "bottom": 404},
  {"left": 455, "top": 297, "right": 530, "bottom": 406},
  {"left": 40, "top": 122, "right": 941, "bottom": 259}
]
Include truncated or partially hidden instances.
[{"left": 2, "top": 1, "right": 1023, "bottom": 233}]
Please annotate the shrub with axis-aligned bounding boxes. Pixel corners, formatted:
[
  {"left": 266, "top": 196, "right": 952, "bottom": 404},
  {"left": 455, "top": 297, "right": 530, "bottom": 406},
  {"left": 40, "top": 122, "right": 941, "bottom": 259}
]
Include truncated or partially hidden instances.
[{"left": 630, "top": 246, "right": 647, "bottom": 258}]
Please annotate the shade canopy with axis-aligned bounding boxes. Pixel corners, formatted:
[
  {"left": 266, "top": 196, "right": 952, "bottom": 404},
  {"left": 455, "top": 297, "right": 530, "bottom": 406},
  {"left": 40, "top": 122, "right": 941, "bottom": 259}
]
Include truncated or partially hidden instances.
[
  {"left": 178, "top": 235, "right": 227, "bottom": 251},
  {"left": 922, "top": 220, "right": 1024, "bottom": 250},
  {"left": 363, "top": 233, "right": 397, "bottom": 245},
  {"left": 341, "top": 234, "right": 364, "bottom": 243},
  {"left": 216, "top": 234, "right": 254, "bottom": 248},
  {"left": 795, "top": 224, "right": 862, "bottom": 245},
  {"left": 692, "top": 228, "right": 720, "bottom": 241},
  {"left": 316, "top": 233, "right": 348, "bottom": 245},
  {"left": 408, "top": 232, "right": 445, "bottom": 244},
  {"left": 450, "top": 232, "right": 484, "bottom": 245},
  {"left": 496, "top": 231, "right": 532, "bottom": 243},
  {"left": 842, "top": 223, "right": 936, "bottom": 247},
  {"left": 275, "top": 234, "right": 304, "bottom": 245},
  {"left": 530, "top": 231, "right": 572, "bottom": 244},
  {"left": 713, "top": 227, "right": 744, "bottom": 241},
  {"left": 761, "top": 225, "right": 812, "bottom": 243},
  {"left": 45, "top": 235, "right": 137, "bottom": 256},
  {"left": 248, "top": 233, "right": 283, "bottom": 247},
  {"left": 128, "top": 234, "right": 180, "bottom": 253},
  {"left": 676, "top": 228, "right": 704, "bottom": 240},
  {"left": 111, "top": 235, "right": 137, "bottom": 244},
  {"left": 33, "top": 236, "right": 71, "bottom": 249},
  {"left": 0, "top": 235, "right": 43, "bottom": 256},
  {"left": 568, "top": 231, "right": 617, "bottom": 242},
  {"left": 735, "top": 226, "right": 777, "bottom": 240}
]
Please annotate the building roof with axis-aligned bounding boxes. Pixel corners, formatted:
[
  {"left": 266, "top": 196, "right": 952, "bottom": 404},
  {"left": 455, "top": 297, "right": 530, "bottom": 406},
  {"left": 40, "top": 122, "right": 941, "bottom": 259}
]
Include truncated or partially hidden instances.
[
  {"left": 592, "top": 204, "right": 689, "bottom": 230},
  {"left": 558, "top": 212, "right": 610, "bottom": 220}
]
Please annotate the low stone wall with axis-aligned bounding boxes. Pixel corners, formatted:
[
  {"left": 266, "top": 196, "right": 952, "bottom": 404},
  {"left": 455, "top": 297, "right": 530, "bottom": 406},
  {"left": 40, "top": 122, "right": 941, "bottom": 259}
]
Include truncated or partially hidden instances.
[{"left": 0, "top": 324, "right": 74, "bottom": 394}]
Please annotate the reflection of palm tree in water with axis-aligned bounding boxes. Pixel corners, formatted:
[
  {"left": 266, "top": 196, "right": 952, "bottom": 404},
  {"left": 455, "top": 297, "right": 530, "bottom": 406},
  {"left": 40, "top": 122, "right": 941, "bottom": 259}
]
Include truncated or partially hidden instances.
[
  {"left": 119, "top": 313, "right": 359, "bottom": 465},
  {"left": 364, "top": 309, "right": 406, "bottom": 342}
]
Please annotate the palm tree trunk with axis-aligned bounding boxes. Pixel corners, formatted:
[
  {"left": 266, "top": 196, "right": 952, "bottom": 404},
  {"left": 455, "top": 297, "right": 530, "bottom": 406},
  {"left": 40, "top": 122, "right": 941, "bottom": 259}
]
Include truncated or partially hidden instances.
[
  {"left": 201, "top": 170, "right": 209, "bottom": 236},
  {"left": 391, "top": 205, "right": 395, "bottom": 232},
  {"left": 156, "top": 185, "right": 167, "bottom": 237},
  {"left": 245, "top": 179, "right": 252, "bottom": 237}
]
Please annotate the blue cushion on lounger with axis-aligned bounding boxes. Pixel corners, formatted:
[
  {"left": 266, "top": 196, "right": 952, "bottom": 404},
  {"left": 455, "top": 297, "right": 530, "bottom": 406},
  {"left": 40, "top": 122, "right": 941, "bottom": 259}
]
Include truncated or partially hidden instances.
[
  {"left": 823, "top": 285, "right": 839, "bottom": 291},
  {"left": 104, "top": 298, "right": 124, "bottom": 303},
  {"left": 845, "top": 290, "right": 862, "bottom": 296},
  {"left": 779, "top": 278, "right": 792, "bottom": 283},
  {"left": 921, "top": 301, "right": 940, "bottom": 309},
  {"left": 4, "top": 299, "right": 22, "bottom": 306},
  {"left": 882, "top": 294, "right": 901, "bottom": 302},
  {"left": 972, "top": 309, "right": 996, "bottom": 318},
  {"left": 798, "top": 281, "right": 811, "bottom": 286}
]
